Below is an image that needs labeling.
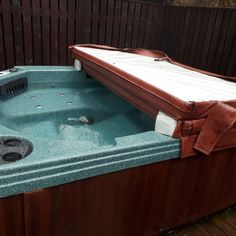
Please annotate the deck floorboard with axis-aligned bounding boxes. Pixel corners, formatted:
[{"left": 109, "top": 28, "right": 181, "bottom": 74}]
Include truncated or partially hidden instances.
[{"left": 167, "top": 207, "right": 236, "bottom": 236}]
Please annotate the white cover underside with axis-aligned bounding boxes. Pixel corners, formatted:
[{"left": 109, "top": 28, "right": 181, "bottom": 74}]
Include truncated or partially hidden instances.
[
  {"left": 75, "top": 46, "right": 236, "bottom": 136},
  {"left": 76, "top": 46, "right": 236, "bottom": 102}
]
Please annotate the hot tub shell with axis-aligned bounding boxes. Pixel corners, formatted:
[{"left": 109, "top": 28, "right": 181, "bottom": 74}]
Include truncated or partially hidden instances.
[{"left": 0, "top": 66, "right": 236, "bottom": 236}]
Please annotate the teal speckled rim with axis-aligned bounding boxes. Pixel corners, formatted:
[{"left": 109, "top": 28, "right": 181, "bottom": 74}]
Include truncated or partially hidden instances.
[{"left": 0, "top": 66, "right": 180, "bottom": 198}]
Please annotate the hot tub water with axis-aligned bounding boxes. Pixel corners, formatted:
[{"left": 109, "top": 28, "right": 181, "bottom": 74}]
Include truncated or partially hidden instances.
[{"left": 0, "top": 78, "right": 154, "bottom": 147}]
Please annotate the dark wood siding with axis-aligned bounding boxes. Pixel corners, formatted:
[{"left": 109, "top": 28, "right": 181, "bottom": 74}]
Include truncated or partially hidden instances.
[
  {"left": 0, "top": 147, "right": 236, "bottom": 236},
  {"left": 0, "top": 194, "right": 25, "bottom": 236},
  {"left": 0, "top": 0, "right": 235, "bottom": 76}
]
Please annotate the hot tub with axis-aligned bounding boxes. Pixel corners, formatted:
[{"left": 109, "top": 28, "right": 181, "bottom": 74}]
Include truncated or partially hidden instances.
[{"left": 0, "top": 66, "right": 236, "bottom": 236}]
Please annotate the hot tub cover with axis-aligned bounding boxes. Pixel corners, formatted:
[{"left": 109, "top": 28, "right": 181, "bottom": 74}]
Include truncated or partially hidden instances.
[{"left": 70, "top": 44, "right": 236, "bottom": 158}]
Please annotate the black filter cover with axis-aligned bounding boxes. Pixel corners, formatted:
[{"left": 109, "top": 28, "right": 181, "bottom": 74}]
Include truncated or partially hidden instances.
[{"left": 0, "top": 77, "right": 28, "bottom": 99}]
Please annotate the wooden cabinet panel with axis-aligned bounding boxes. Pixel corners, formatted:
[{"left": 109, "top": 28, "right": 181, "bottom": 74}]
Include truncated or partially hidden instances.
[
  {"left": 0, "top": 148, "right": 236, "bottom": 235},
  {"left": 23, "top": 148, "right": 236, "bottom": 236},
  {"left": 0, "top": 195, "right": 25, "bottom": 236}
]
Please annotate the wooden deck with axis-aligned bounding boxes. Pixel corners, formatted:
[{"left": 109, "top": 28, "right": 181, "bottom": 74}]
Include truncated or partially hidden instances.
[{"left": 166, "top": 207, "right": 236, "bottom": 235}]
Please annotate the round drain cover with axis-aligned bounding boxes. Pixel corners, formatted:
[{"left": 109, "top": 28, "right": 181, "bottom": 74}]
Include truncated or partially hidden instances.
[{"left": 0, "top": 137, "right": 33, "bottom": 165}]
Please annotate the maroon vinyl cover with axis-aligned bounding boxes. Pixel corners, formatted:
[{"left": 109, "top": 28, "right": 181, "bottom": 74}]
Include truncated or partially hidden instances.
[{"left": 70, "top": 44, "right": 236, "bottom": 158}]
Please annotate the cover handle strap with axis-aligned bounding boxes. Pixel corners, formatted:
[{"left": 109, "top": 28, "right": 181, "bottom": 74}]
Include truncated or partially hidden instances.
[{"left": 194, "top": 102, "right": 236, "bottom": 155}]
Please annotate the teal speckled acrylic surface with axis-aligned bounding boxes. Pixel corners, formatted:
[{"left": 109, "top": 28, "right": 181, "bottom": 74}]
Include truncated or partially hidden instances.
[{"left": 0, "top": 66, "right": 180, "bottom": 198}]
